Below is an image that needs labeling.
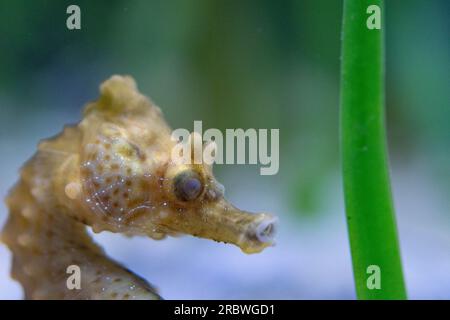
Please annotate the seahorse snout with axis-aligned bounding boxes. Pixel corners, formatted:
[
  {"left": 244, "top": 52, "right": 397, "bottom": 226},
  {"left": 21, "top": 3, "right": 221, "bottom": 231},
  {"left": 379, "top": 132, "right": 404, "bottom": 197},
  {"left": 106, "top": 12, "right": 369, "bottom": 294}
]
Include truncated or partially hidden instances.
[
  {"left": 254, "top": 216, "right": 278, "bottom": 244},
  {"left": 235, "top": 213, "right": 277, "bottom": 254}
]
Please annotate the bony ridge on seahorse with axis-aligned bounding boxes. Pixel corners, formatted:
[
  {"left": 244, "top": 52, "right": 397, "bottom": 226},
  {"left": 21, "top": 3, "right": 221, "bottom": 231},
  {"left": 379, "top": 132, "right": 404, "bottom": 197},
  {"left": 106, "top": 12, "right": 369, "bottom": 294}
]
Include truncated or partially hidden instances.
[{"left": 1, "top": 75, "right": 277, "bottom": 300}]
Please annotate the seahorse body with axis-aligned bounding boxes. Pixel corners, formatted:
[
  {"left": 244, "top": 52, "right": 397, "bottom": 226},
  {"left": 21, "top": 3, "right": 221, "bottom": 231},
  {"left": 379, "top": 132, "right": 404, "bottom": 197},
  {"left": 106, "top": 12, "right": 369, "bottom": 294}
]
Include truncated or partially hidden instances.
[{"left": 1, "top": 75, "right": 277, "bottom": 300}]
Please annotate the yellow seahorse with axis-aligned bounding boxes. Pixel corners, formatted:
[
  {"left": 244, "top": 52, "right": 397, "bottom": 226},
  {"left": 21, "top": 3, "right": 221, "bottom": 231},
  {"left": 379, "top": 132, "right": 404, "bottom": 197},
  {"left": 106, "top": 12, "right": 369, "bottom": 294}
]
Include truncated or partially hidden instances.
[{"left": 1, "top": 75, "right": 277, "bottom": 299}]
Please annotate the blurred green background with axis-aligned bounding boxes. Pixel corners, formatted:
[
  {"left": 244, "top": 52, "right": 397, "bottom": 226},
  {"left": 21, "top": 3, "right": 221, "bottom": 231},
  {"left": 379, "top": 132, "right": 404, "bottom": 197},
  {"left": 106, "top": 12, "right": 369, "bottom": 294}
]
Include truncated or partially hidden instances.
[{"left": 0, "top": 0, "right": 449, "bottom": 299}]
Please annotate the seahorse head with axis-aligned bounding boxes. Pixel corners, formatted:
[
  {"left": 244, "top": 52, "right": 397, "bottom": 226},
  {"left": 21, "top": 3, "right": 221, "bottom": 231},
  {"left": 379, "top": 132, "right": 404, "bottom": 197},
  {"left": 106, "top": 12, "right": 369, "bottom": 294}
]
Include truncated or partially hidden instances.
[{"left": 73, "top": 75, "right": 277, "bottom": 254}]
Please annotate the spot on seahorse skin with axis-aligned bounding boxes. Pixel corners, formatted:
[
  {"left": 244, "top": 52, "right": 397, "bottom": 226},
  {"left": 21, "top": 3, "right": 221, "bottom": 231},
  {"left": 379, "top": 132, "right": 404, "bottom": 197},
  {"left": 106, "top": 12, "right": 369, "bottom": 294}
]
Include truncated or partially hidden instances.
[
  {"left": 159, "top": 211, "right": 169, "bottom": 219},
  {"left": 65, "top": 182, "right": 81, "bottom": 200},
  {"left": 17, "top": 234, "right": 33, "bottom": 247},
  {"left": 23, "top": 263, "right": 38, "bottom": 277},
  {"left": 21, "top": 205, "right": 35, "bottom": 219}
]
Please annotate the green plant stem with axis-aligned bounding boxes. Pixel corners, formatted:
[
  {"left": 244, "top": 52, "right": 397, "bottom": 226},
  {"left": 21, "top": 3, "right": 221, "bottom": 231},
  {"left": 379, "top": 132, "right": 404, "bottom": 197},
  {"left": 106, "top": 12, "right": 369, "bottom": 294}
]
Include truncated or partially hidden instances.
[{"left": 340, "top": 0, "right": 407, "bottom": 299}]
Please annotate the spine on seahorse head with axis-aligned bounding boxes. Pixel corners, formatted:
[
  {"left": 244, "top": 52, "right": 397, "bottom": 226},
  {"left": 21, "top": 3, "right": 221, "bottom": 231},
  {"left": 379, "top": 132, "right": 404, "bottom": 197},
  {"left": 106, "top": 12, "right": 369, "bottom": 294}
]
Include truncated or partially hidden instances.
[{"left": 1, "top": 76, "right": 162, "bottom": 299}]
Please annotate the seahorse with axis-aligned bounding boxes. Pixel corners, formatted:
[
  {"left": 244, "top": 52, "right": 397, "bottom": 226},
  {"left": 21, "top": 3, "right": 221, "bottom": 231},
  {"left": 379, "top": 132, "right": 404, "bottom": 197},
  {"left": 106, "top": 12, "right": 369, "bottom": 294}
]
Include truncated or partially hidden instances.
[{"left": 1, "top": 75, "right": 277, "bottom": 300}]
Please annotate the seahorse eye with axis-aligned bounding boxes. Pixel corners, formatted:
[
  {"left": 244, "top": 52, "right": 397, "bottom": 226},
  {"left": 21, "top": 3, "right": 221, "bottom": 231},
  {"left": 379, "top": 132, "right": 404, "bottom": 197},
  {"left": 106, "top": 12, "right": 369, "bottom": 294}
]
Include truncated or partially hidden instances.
[{"left": 173, "top": 170, "right": 203, "bottom": 202}]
